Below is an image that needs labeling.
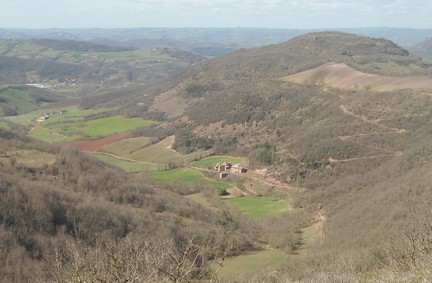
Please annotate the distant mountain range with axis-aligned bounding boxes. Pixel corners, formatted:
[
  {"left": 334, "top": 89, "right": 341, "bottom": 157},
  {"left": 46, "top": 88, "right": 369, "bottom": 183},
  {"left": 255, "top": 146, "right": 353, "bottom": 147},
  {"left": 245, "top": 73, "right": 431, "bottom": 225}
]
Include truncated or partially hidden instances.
[{"left": 1, "top": 27, "right": 432, "bottom": 57}]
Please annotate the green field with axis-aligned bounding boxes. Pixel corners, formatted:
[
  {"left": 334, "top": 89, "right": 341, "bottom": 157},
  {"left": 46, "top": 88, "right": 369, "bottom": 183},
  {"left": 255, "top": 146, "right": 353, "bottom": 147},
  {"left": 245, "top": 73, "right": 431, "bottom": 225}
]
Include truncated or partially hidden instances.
[
  {"left": 0, "top": 120, "right": 9, "bottom": 129},
  {"left": 10, "top": 105, "right": 156, "bottom": 142},
  {"left": 225, "top": 197, "right": 290, "bottom": 219},
  {"left": 152, "top": 167, "right": 203, "bottom": 182},
  {"left": 101, "top": 136, "right": 153, "bottom": 156},
  {"left": 152, "top": 167, "right": 232, "bottom": 190},
  {"left": 29, "top": 126, "right": 78, "bottom": 143},
  {"left": 216, "top": 248, "right": 287, "bottom": 280},
  {"left": 0, "top": 86, "right": 39, "bottom": 115},
  {"left": 4, "top": 109, "right": 47, "bottom": 126},
  {"left": 44, "top": 116, "right": 155, "bottom": 138},
  {"left": 129, "top": 136, "right": 210, "bottom": 164},
  {"left": 192, "top": 155, "right": 247, "bottom": 169},
  {"left": 0, "top": 40, "right": 185, "bottom": 66},
  {"left": 90, "top": 152, "right": 160, "bottom": 172},
  {"left": 5, "top": 106, "right": 113, "bottom": 127}
]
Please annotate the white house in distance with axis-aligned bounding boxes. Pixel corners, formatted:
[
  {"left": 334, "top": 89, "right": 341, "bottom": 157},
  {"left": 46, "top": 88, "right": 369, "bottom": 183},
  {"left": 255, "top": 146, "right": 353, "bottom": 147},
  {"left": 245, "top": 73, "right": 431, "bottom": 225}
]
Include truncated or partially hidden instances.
[{"left": 36, "top": 110, "right": 67, "bottom": 123}]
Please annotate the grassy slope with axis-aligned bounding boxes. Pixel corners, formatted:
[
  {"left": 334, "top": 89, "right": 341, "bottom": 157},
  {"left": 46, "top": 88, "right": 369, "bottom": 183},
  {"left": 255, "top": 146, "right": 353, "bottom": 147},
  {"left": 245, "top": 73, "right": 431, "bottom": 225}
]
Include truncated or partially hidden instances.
[
  {"left": 217, "top": 249, "right": 287, "bottom": 280},
  {"left": 281, "top": 62, "right": 432, "bottom": 92},
  {"left": 0, "top": 120, "right": 9, "bottom": 129},
  {"left": 225, "top": 197, "right": 291, "bottom": 219},
  {"left": 0, "top": 39, "right": 186, "bottom": 64},
  {"left": 100, "top": 137, "right": 153, "bottom": 156},
  {"left": 6, "top": 106, "right": 111, "bottom": 127},
  {"left": 152, "top": 167, "right": 232, "bottom": 190},
  {"left": 29, "top": 127, "right": 77, "bottom": 143},
  {"left": 49, "top": 116, "right": 155, "bottom": 138},
  {"left": 0, "top": 87, "right": 41, "bottom": 115},
  {"left": 89, "top": 152, "right": 159, "bottom": 172},
  {"left": 192, "top": 155, "right": 247, "bottom": 169},
  {"left": 129, "top": 136, "right": 210, "bottom": 164}
]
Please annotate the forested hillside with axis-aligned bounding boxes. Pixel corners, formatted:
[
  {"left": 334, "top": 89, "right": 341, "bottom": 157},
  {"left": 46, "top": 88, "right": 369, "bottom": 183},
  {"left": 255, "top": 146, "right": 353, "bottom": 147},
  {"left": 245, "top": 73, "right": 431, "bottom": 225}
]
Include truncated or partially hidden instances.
[
  {"left": 3, "top": 31, "right": 432, "bottom": 281},
  {"left": 129, "top": 31, "right": 432, "bottom": 280},
  {"left": 0, "top": 128, "right": 261, "bottom": 282}
]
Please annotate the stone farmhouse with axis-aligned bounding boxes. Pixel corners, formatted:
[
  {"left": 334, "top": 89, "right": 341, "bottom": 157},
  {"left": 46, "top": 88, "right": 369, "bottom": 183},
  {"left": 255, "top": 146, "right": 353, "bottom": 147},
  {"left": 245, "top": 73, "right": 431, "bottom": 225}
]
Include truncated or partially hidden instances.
[{"left": 214, "top": 161, "right": 247, "bottom": 178}]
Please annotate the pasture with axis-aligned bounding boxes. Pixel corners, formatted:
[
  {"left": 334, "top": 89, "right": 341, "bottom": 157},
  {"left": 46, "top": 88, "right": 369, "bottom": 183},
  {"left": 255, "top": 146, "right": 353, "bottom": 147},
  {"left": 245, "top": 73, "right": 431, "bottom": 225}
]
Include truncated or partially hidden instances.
[
  {"left": 12, "top": 105, "right": 155, "bottom": 142},
  {"left": 152, "top": 167, "right": 233, "bottom": 190},
  {"left": 0, "top": 120, "right": 9, "bottom": 129},
  {"left": 129, "top": 136, "right": 210, "bottom": 164},
  {"left": 29, "top": 126, "right": 77, "bottom": 143},
  {"left": 44, "top": 116, "right": 155, "bottom": 138},
  {"left": 192, "top": 155, "right": 247, "bottom": 169},
  {"left": 225, "top": 197, "right": 290, "bottom": 219},
  {"left": 101, "top": 136, "right": 153, "bottom": 156},
  {"left": 5, "top": 105, "right": 113, "bottom": 127},
  {"left": 0, "top": 87, "right": 39, "bottom": 114},
  {"left": 216, "top": 248, "right": 287, "bottom": 280},
  {"left": 90, "top": 152, "right": 159, "bottom": 172}
]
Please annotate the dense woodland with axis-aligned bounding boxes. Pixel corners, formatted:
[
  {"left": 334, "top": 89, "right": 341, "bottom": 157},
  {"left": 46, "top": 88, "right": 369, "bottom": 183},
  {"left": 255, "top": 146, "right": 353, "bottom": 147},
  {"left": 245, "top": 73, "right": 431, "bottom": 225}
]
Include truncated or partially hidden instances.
[{"left": 2, "top": 31, "right": 432, "bottom": 281}]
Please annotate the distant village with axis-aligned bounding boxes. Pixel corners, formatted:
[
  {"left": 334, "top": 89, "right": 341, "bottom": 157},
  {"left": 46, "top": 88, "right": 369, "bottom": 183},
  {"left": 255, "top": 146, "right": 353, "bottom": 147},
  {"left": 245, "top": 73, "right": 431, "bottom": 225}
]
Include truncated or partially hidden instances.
[
  {"left": 214, "top": 161, "right": 247, "bottom": 179},
  {"left": 36, "top": 110, "right": 67, "bottom": 123}
]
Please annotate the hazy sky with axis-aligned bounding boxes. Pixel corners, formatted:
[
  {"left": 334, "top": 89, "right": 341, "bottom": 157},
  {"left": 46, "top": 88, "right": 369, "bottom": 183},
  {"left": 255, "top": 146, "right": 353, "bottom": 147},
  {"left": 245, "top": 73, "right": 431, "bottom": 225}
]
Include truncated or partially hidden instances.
[{"left": 1, "top": 0, "right": 431, "bottom": 29}]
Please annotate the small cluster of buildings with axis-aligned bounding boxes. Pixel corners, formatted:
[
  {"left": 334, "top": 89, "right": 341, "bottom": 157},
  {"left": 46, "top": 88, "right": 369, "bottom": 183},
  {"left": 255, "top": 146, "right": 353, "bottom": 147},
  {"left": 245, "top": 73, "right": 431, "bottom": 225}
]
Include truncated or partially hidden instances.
[
  {"left": 36, "top": 110, "right": 67, "bottom": 123},
  {"left": 215, "top": 161, "right": 247, "bottom": 179}
]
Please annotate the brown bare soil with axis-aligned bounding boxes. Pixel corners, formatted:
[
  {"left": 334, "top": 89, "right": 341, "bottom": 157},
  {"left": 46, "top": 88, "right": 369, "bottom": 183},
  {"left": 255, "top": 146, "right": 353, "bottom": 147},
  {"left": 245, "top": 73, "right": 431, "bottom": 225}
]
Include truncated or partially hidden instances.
[
  {"left": 281, "top": 62, "right": 432, "bottom": 92},
  {"left": 63, "top": 133, "right": 128, "bottom": 151}
]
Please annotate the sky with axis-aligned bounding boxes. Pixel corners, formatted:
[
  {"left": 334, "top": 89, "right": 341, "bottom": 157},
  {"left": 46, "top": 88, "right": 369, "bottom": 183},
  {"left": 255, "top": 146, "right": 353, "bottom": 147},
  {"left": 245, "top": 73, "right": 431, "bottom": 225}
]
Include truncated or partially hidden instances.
[{"left": 1, "top": 0, "right": 431, "bottom": 29}]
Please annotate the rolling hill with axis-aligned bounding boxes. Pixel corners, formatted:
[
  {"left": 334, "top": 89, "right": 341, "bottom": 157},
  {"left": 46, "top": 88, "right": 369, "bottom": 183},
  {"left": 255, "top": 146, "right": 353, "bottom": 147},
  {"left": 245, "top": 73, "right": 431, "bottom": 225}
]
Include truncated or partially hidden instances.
[
  {"left": 0, "top": 84, "right": 60, "bottom": 116},
  {"left": 410, "top": 37, "right": 432, "bottom": 59},
  {"left": 0, "top": 38, "right": 203, "bottom": 86},
  {"left": 3, "top": 30, "right": 432, "bottom": 281},
  {"left": 125, "top": 31, "right": 432, "bottom": 280}
]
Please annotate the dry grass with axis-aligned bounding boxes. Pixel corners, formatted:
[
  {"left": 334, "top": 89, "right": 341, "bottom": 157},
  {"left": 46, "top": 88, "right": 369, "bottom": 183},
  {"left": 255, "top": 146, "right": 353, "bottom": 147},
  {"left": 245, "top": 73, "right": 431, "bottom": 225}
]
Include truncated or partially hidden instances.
[{"left": 281, "top": 62, "right": 432, "bottom": 92}]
